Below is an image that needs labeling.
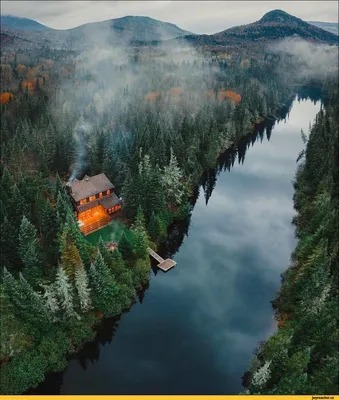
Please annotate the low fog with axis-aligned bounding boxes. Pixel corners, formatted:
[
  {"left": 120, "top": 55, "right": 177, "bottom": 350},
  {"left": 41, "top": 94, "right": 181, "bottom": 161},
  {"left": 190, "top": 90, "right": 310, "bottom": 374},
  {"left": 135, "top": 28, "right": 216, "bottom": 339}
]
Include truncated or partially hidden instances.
[
  {"left": 57, "top": 23, "right": 338, "bottom": 180},
  {"left": 269, "top": 37, "right": 339, "bottom": 81}
]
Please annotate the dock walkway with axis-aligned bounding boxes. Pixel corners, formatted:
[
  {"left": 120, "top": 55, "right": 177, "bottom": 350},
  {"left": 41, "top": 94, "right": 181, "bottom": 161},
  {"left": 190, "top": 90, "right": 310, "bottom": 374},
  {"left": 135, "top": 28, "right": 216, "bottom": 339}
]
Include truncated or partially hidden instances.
[{"left": 148, "top": 247, "right": 177, "bottom": 272}]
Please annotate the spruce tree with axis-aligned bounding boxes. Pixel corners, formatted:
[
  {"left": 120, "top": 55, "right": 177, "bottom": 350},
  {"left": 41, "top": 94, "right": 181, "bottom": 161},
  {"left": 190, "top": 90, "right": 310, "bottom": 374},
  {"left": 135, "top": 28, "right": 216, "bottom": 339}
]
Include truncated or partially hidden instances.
[
  {"left": 0, "top": 167, "right": 14, "bottom": 201},
  {"left": 40, "top": 283, "right": 60, "bottom": 321},
  {"left": 18, "top": 216, "right": 42, "bottom": 284},
  {"left": 55, "top": 265, "right": 78, "bottom": 320},
  {"left": 131, "top": 206, "right": 149, "bottom": 260},
  {"left": 118, "top": 232, "right": 134, "bottom": 261},
  {"left": 2, "top": 268, "right": 50, "bottom": 335},
  {"left": 147, "top": 212, "right": 166, "bottom": 244},
  {"left": 60, "top": 235, "right": 83, "bottom": 281},
  {"left": 1, "top": 217, "right": 19, "bottom": 269},
  {"left": 19, "top": 273, "right": 51, "bottom": 331},
  {"left": 89, "top": 251, "right": 120, "bottom": 316},
  {"left": 74, "top": 265, "right": 92, "bottom": 313},
  {"left": 162, "top": 148, "right": 184, "bottom": 205}
]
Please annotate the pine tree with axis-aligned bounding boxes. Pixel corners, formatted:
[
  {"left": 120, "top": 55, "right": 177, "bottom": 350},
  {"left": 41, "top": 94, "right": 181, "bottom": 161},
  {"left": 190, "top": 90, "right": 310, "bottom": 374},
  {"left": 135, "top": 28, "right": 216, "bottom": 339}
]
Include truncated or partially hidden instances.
[
  {"left": 56, "top": 192, "right": 70, "bottom": 231},
  {"left": 131, "top": 206, "right": 149, "bottom": 260},
  {"left": 118, "top": 232, "right": 134, "bottom": 261},
  {"left": 147, "top": 212, "right": 167, "bottom": 244},
  {"left": 55, "top": 265, "right": 78, "bottom": 320},
  {"left": 89, "top": 251, "right": 120, "bottom": 316},
  {"left": 18, "top": 216, "right": 42, "bottom": 284},
  {"left": 3, "top": 268, "right": 50, "bottom": 335},
  {"left": 41, "top": 198, "right": 58, "bottom": 263},
  {"left": 1, "top": 217, "right": 19, "bottom": 269},
  {"left": 40, "top": 283, "right": 60, "bottom": 321},
  {"left": 0, "top": 167, "right": 14, "bottom": 201},
  {"left": 65, "top": 211, "right": 92, "bottom": 267},
  {"left": 54, "top": 173, "right": 67, "bottom": 202},
  {"left": 19, "top": 273, "right": 50, "bottom": 328},
  {"left": 74, "top": 265, "right": 92, "bottom": 313},
  {"left": 162, "top": 148, "right": 185, "bottom": 205},
  {"left": 60, "top": 235, "right": 83, "bottom": 281}
]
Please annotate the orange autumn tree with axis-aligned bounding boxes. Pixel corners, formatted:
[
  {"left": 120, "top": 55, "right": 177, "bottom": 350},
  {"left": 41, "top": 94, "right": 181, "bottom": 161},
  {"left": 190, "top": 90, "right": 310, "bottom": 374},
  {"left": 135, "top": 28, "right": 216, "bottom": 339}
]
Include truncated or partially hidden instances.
[
  {"left": 22, "top": 80, "right": 34, "bottom": 94},
  {"left": 144, "top": 91, "right": 160, "bottom": 104},
  {"left": 0, "top": 92, "right": 14, "bottom": 104},
  {"left": 223, "top": 90, "right": 241, "bottom": 105}
]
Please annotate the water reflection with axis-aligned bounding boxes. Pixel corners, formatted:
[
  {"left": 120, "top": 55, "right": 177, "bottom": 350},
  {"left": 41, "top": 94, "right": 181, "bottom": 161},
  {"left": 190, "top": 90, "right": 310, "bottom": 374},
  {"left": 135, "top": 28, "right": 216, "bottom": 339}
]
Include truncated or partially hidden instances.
[{"left": 31, "top": 92, "right": 321, "bottom": 395}]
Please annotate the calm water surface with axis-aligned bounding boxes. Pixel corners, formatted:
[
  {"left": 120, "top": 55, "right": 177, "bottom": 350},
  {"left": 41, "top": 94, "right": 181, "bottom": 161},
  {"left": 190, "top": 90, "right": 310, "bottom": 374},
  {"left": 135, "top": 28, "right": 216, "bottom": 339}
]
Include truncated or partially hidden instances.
[{"left": 35, "top": 96, "right": 321, "bottom": 394}]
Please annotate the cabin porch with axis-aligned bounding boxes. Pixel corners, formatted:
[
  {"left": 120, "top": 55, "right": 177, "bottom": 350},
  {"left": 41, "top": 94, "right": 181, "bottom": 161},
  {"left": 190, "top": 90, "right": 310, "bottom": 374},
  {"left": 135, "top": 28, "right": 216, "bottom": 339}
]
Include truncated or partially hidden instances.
[{"left": 77, "top": 205, "right": 111, "bottom": 235}]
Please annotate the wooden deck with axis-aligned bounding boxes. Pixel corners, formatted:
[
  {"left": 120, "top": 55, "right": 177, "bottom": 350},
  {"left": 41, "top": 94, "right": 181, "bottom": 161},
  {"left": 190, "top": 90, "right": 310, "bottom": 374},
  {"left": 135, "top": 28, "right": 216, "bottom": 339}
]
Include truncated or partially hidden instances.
[{"left": 148, "top": 247, "right": 177, "bottom": 272}]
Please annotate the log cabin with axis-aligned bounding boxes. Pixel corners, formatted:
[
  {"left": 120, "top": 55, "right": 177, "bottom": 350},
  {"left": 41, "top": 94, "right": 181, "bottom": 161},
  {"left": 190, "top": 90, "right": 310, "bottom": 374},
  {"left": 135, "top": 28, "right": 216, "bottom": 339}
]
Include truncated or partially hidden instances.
[{"left": 65, "top": 173, "right": 122, "bottom": 235}]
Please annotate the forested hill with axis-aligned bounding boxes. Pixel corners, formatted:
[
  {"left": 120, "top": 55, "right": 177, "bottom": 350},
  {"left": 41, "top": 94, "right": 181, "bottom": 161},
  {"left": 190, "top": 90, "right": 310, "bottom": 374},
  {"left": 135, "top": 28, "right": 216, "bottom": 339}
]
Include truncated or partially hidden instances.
[
  {"left": 181, "top": 10, "right": 339, "bottom": 47},
  {"left": 0, "top": 15, "right": 192, "bottom": 51},
  {"left": 243, "top": 77, "right": 339, "bottom": 394}
]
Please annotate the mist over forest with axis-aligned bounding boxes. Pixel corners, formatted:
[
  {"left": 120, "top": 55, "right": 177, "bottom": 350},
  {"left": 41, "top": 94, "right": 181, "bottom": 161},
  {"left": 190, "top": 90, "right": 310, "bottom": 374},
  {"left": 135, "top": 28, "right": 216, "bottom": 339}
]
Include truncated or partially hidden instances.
[{"left": 0, "top": 7, "right": 338, "bottom": 396}]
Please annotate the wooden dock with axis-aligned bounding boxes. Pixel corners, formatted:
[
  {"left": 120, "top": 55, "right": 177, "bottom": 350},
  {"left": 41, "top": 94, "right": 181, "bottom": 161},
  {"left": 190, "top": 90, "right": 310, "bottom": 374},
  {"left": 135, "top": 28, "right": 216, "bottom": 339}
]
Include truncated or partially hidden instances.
[{"left": 148, "top": 248, "right": 177, "bottom": 272}]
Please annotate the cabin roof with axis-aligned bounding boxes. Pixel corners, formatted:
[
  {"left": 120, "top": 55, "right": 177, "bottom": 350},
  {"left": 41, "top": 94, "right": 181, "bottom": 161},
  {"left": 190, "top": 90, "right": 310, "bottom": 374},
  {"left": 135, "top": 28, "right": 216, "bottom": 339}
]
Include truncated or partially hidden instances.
[{"left": 69, "top": 173, "right": 115, "bottom": 202}]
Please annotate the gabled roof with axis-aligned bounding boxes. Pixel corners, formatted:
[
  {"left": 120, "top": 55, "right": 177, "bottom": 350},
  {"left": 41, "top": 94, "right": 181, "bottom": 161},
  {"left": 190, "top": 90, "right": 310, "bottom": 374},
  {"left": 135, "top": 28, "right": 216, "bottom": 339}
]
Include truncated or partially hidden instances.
[{"left": 69, "top": 173, "right": 115, "bottom": 202}]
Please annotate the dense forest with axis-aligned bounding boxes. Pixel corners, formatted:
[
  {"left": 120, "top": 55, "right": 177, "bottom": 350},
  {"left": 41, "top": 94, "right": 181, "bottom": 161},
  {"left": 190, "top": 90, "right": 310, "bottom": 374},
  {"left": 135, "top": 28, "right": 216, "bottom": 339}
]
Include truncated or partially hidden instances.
[
  {"left": 243, "top": 78, "right": 339, "bottom": 394},
  {"left": 0, "top": 41, "right": 338, "bottom": 394}
]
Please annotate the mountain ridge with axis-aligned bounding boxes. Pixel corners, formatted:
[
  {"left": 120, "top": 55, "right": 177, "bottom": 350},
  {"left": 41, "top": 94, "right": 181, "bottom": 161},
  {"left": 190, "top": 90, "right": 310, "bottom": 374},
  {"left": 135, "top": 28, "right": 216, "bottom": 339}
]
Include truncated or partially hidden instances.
[
  {"left": 1, "top": 10, "right": 338, "bottom": 52},
  {"left": 181, "top": 9, "right": 338, "bottom": 47}
]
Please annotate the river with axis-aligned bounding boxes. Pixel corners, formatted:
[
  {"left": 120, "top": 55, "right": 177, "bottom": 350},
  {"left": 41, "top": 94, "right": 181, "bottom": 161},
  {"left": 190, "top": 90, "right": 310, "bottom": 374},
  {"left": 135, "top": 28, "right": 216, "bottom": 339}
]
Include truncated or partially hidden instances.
[{"left": 33, "top": 93, "right": 321, "bottom": 394}]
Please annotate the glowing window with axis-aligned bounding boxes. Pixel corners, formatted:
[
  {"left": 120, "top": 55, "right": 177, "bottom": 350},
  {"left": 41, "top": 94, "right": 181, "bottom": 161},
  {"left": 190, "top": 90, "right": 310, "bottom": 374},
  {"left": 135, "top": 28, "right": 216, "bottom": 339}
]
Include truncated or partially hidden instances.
[
  {"left": 89, "top": 195, "right": 96, "bottom": 202},
  {"left": 99, "top": 192, "right": 103, "bottom": 198},
  {"left": 80, "top": 199, "right": 87, "bottom": 205},
  {"left": 106, "top": 189, "right": 111, "bottom": 195}
]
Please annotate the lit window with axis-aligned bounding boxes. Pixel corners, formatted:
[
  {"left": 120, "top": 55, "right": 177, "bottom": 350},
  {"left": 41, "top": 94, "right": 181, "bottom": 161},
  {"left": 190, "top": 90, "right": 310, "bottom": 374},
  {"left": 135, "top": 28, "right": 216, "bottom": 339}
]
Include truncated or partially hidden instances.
[
  {"left": 99, "top": 192, "right": 103, "bottom": 198},
  {"left": 80, "top": 199, "right": 87, "bottom": 205},
  {"left": 89, "top": 195, "right": 96, "bottom": 202},
  {"left": 106, "top": 189, "right": 111, "bottom": 195}
]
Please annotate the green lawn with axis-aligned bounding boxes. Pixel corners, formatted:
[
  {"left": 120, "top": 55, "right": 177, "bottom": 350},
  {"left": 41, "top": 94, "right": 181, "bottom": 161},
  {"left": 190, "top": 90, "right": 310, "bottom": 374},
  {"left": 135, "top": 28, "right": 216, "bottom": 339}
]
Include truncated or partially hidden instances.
[{"left": 85, "top": 220, "right": 131, "bottom": 246}]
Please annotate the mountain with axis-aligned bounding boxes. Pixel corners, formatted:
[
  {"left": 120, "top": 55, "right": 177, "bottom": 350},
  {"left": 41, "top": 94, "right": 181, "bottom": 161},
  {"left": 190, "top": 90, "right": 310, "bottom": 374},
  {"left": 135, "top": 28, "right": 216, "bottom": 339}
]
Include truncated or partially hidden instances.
[
  {"left": 308, "top": 21, "right": 338, "bottom": 36},
  {"left": 182, "top": 10, "right": 339, "bottom": 47},
  {"left": 68, "top": 16, "right": 191, "bottom": 42},
  {"left": 0, "top": 15, "right": 48, "bottom": 31},
  {"left": 0, "top": 14, "right": 192, "bottom": 51}
]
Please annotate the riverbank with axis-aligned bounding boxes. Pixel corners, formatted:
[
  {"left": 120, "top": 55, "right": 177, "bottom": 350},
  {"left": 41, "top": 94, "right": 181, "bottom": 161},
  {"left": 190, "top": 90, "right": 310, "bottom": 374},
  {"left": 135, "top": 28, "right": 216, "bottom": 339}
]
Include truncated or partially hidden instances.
[
  {"left": 23, "top": 89, "right": 324, "bottom": 395},
  {"left": 242, "top": 85, "right": 338, "bottom": 394}
]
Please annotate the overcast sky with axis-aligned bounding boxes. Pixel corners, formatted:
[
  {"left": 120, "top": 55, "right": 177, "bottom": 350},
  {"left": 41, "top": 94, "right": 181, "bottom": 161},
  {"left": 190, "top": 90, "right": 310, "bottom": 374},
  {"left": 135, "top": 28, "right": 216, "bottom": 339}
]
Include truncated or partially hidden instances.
[{"left": 1, "top": 1, "right": 338, "bottom": 34}]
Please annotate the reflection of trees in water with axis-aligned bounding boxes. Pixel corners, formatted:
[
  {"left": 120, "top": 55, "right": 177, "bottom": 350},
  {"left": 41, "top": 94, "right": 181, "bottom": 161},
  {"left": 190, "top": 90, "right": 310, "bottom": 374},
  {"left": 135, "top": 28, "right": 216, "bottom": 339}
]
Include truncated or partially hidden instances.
[{"left": 35, "top": 90, "right": 320, "bottom": 393}]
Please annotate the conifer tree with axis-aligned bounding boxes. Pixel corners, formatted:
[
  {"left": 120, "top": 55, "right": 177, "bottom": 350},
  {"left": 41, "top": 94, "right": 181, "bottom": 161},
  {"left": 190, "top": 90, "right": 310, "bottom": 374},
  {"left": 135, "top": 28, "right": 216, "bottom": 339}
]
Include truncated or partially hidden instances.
[
  {"left": 118, "top": 232, "right": 134, "bottom": 261},
  {"left": 54, "top": 173, "right": 67, "bottom": 202},
  {"left": 2, "top": 268, "right": 50, "bottom": 334},
  {"left": 55, "top": 265, "right": 78, "bottom": 320},
  {"left": 60, "top": 235, "right": 83, "bottom": 281},
  {"left": 18, "top": 216, "right": 42, "bottom": 283},
  {"left": 0, "top": 167, "right": 14, "bottom": 201},
  {"left": 74, "top": 265, "right": 92, "bottom": 313},
  {"left": 1, "top": 217, "right": 19, "bottom": 269},
  {"left": 162, "top": 148, "right": 184, "bottom": 205},
  {"left": 131, "top": 206, "right": 149, "bottom": 260},
  {"left": 19, "top": 273, "right": 50, "bottom": 329},
  {"left": 56, "top": 192, "right": 70, "bottom": 230},
  {"left": 89, "top": 251, "right": 120, "bottom": 316},
  {"left": 40, "top": 198, "right": 58, "bottom": 262},
  {"left": 147, "top": 212, "right": 167, "bottom": 244},
  {"left": 40, "top": 283, "right": 60, "bottom": 321}
]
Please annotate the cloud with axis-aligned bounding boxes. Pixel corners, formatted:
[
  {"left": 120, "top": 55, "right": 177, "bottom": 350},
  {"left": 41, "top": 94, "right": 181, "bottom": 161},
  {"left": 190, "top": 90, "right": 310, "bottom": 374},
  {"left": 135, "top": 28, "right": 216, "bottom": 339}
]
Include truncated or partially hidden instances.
[{"left": 1, "top": 1, "right": 338, "bottom": 34}]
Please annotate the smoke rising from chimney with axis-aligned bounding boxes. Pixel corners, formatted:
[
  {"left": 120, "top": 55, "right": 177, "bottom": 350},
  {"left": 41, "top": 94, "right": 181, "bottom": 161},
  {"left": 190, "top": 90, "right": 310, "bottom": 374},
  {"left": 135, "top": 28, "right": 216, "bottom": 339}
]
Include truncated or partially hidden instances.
[{"left": 68, "top": 114, "right": 92, "bottom": 183}]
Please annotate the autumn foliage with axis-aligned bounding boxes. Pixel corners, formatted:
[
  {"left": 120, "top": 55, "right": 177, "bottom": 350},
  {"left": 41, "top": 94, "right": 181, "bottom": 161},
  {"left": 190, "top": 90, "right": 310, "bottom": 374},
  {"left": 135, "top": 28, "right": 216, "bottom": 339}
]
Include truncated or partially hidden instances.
[
  {"left": 0, "top": 92, "right": 14, "bottom": 104},
  {"left": 22, "top": 80, "right": 34, "bottom": 94},
  {"left": 206, "top": 89, "right": 241, "bottom": 105}
]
